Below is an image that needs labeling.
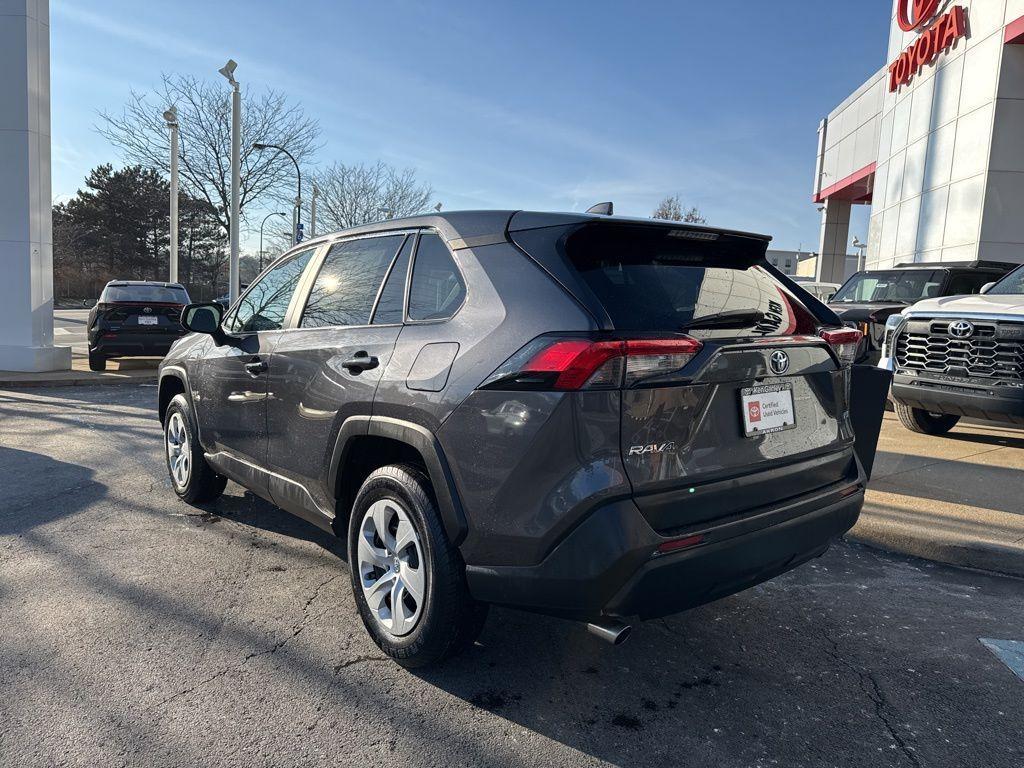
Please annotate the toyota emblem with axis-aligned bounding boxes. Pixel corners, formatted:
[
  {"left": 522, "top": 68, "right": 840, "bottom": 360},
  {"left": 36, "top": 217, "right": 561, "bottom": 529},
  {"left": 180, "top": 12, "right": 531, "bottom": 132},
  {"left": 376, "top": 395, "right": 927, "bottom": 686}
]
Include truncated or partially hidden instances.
[
  {"left": 947, "top": 320, "right": 974, "bottom": 339},
  {"left": 143, "top": 306, "right": 153, "bottom": 314},
  {"left": 769, "top": 350, "right": 790, "bottom": 376},
  {"left": 897, "top": 0, "right": 939, "bottom": 31}
]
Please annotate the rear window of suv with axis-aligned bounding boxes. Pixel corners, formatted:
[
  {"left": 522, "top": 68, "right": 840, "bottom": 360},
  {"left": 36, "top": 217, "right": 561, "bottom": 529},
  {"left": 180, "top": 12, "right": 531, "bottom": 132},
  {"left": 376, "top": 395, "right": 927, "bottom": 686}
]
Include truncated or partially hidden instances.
[
  {"left": 562, "top": 224, "right": 815, "bottom": 338},
  {"left": 101, "top": 284, "right": 190, "bottom": 304}
]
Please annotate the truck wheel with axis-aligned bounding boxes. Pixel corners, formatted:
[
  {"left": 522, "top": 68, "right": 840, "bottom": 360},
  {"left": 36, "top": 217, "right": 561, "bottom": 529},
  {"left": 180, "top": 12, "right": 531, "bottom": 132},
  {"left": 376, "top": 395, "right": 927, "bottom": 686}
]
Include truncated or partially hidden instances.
[
  {"left": 894, "top": 401, "right": 960, "bottom": 435},
  {"left": 164, "top": 394, "right": 227, "bottom": 504},
  {"left": 88, "top": 351, "right": 107, "bottom": 371},
  {"left": 348, "top": 464, "right": 488, "bottom": 668}
]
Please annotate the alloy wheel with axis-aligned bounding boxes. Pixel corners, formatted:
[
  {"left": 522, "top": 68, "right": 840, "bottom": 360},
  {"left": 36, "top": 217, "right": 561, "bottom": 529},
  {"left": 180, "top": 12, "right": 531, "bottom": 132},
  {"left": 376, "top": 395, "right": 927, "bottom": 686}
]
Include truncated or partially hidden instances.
[
  {"left": 166, "top": 412, "right": 191, "bottom": 489},
  {"left": 357, "top": 499, "right": 426, "bottom": 637}
]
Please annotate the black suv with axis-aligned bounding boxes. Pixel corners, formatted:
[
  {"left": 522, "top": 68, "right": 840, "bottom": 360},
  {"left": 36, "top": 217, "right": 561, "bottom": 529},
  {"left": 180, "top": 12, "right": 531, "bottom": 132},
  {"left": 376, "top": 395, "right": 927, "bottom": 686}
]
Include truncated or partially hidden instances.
[
  {"left": 158, "top": 211, "right": 886, "bottom": 667},
  {"left": 828, "top": 261, "right": 1016, "bottom": 364},
  {"left": 88, "top": 281, "right": 191, "bottom": 371}
]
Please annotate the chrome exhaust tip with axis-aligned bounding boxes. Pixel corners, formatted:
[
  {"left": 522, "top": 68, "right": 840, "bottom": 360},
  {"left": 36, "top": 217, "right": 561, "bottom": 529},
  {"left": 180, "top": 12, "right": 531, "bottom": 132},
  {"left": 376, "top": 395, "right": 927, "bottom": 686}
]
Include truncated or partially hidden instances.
[{"left": 586, "top": 620, "right": 633, "bottom": 645}]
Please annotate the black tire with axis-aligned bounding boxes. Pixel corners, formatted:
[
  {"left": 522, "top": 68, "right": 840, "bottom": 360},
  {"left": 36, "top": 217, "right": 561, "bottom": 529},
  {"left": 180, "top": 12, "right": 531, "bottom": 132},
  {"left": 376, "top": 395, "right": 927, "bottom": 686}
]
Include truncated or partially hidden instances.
[
  {"left": 348, "top": 464, "right": 488, "bottom": 668},
  {"left": 88, "top": 351, "right": 107, "bottom": 371},
  {"left": 163, "top": 394, "right": 227, "bottom": 504},
  {"left": 894, "top": 400, "right": 960, "bottom": 435}
]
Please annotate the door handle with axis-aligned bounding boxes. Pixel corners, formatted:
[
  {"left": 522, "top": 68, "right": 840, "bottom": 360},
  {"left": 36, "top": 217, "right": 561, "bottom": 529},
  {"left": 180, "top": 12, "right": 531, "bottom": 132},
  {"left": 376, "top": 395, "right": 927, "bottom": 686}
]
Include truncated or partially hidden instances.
[
  {"left": 244, "top": 358, "right": 268, "bottom": 377},
  {"left": 341, "top": 352, "right": 379, "bottom": 374}
]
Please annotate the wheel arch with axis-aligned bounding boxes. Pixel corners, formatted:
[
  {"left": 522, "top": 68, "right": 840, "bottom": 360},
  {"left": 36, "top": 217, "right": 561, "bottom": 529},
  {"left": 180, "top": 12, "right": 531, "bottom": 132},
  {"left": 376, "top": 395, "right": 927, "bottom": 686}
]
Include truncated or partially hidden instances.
[
  {"left": 158, "top": 369, "right": 189, "bottom": 425},
  {"left": 329, "top": 416, "right": 468, "bottom": 547}
]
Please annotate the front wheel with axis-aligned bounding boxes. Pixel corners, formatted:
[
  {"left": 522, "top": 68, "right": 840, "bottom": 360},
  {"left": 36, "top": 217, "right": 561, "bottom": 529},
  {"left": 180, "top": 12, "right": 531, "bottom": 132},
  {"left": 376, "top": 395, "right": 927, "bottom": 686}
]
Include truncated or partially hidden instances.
[
  {"left": 348, "top": 464, "right": 487, "bottom": 668},
  {"left": 164, "top": 394, "right": 227, "bottom": 504},
  {"left": 894, "top": 401, "right": 960, "bottom": 435}
]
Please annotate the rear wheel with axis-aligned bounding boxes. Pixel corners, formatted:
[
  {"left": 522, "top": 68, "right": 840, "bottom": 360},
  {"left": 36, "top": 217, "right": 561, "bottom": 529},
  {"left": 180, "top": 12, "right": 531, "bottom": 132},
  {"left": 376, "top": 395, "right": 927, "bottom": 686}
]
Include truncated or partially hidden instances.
[
  {"left": 164, "top": 394, "right": 227, "bottom": 504},
  {"left": 348, "top": 464, "right": 488, "bottom": 668},
  {"left": 88, "top": 351, "right": 107, "bottom": 371},
  {"left": 894, "top": 401, "right": 960, "bottom": 435}
]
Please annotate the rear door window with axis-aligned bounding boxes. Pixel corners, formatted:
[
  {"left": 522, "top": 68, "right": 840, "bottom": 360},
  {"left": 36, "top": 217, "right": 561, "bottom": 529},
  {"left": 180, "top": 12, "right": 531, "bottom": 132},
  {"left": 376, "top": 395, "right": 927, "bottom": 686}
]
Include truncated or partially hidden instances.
[
  {"left": 372, "top": 235, "right": 413, "bottom": 325},
  {"left": 300, "top": 235, "right": 405, "bottom": 328},
  {"left": 563, "top": 224, "right": 814, "bottom": 338},
  {"left": 407, "top": 234, "right": 466, "bottom": 321}
]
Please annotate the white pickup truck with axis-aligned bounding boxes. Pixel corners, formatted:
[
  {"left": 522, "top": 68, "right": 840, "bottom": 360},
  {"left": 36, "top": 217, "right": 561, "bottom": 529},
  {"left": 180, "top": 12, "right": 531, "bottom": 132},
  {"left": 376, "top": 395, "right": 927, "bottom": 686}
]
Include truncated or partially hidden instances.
[{"left": 879, "top": 265, "right": 1024, "bottom": 434}]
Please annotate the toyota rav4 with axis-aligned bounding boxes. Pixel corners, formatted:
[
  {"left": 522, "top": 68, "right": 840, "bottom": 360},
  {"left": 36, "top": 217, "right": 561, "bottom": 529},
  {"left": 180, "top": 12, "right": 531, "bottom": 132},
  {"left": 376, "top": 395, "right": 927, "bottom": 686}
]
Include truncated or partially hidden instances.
[{"left": 158, "top": 211, "right": 886, "bottom": 667}]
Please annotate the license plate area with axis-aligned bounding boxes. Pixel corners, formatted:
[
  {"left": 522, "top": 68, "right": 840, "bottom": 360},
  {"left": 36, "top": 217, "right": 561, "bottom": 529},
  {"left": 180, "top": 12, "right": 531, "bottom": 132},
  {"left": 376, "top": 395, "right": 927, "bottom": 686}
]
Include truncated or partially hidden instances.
[
  {"left": 136, "top": 315, "right": 159, "bottom": 326},
  {"left": 740, "top": 383, "right": 796, "bottom": 437}
]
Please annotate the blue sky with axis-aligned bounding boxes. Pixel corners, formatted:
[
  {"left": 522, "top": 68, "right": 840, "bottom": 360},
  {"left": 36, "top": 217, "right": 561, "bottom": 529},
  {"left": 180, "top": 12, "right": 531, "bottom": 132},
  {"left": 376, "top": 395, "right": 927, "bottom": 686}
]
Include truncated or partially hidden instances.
[{"left": 51, "top": 0, "right": 893, "bottom": 251}]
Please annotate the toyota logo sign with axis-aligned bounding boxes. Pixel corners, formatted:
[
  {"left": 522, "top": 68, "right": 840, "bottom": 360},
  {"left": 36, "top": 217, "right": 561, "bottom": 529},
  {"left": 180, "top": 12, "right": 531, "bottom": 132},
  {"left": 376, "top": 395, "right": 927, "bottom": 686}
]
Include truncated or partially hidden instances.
[
  {"left": 897, "top": 0, "right": 939, "bottom": 31},
  {"left": 947, "top": 320, "right": 974, "bottom": 339},
  {"left": 769, "top": 350, "right": 790, "bottom": 376}
]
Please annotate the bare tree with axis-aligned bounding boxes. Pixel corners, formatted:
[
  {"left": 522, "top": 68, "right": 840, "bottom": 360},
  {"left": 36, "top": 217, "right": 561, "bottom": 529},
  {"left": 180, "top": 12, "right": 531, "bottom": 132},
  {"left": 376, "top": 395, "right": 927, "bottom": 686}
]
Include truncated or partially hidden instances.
[
  {"left": 313, "top": 161, "right": 433, "bottom": 232},
  {"left": 652, "top": 195, "right": 707, "bottom": 224},
  {"left": 97, "top": 73, "right": 320, "bottom": 238}
]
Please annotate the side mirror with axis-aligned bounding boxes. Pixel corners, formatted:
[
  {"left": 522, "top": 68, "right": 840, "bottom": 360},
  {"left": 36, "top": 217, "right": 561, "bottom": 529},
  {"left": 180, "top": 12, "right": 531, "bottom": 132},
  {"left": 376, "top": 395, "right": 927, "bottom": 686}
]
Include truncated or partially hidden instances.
[
  {"left": 181, "top": 302, "right": 224, "bottom": 335},
  {"left": 980, "top": 282, "right": 996, "bottom": 294}
]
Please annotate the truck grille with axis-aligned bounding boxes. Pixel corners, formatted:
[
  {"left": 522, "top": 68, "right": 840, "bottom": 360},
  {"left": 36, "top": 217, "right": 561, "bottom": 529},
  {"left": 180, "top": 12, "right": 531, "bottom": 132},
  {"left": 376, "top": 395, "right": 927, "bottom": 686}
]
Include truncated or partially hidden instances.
[{"left": 894, "top": 319, "right": 1024, "bottom": 382}]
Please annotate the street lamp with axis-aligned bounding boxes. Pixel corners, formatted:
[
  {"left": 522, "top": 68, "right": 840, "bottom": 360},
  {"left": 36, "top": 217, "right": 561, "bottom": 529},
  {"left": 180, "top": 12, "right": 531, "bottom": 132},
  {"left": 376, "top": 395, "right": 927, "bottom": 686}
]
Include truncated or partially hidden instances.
[
  {"left": 253, "top": 142, "right": 302, "bottom": 243},
  {"left": 219, "top": 59, "right": 241, "bottom": 305},
  {"left": 310, "top": 182, "right": 319, "bottom": 237},
  {"left": 163, "top": 106, "right": 179, "bottom": 284},
  {"left": 259, "top": 212, "right": 286, "bottom": 272},
  {"left": 852, "top": 236, "right": 867, "bottom": 272}
]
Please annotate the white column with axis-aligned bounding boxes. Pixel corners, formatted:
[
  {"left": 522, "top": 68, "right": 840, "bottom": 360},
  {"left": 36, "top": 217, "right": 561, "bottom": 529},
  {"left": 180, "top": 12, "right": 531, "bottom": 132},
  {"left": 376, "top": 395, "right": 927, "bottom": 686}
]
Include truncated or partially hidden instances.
[
  {"left": 815, "top": 199, "right": 852, "bottom": 284},
  {"left": 0, "top": 0, "right": 69, "bottom": 371}
]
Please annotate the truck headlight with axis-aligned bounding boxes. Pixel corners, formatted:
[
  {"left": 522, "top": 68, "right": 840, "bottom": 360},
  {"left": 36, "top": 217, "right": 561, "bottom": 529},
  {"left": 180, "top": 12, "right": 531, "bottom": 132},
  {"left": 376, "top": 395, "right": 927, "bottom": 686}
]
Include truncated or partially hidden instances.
[{"left": 882, "top": 314, "right": 904, "bottom": 357}]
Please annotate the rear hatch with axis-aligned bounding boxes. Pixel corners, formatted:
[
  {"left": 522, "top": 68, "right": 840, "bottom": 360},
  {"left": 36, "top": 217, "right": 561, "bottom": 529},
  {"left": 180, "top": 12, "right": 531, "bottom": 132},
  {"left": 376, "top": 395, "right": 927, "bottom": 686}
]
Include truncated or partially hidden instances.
[
  {"left": 96, "top": 284, "right": 189, "bottom": 332},
  {"left": 509, "top": 218, "right": 859, "bottom": 533}
]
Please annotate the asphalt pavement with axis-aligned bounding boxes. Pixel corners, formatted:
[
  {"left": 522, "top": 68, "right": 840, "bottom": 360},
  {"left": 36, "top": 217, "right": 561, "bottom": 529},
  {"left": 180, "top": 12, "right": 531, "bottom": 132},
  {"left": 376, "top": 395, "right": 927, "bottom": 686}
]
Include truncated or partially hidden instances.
[{"left": 1, "top": 385, "right": 1023, "bottom": 768}]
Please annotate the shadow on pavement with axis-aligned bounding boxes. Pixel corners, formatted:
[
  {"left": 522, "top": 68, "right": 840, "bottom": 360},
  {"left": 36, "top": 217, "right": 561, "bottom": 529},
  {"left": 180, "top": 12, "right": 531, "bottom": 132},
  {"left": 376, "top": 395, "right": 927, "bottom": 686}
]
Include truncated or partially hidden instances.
[
  {"left": 872, "top": 450, "right": 1024, "bottom": 516},
  {"left": 0, "top": 446, "right": 106, "bottom": 535}
]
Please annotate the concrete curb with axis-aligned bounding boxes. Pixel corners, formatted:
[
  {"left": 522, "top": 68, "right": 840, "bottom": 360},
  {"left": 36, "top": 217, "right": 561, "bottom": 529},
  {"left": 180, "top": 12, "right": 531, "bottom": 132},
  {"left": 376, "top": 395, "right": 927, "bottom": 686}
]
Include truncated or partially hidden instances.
[
  {"left": 849, "top": 512, "right": 1024, "bottom": 579},
  {"left": 0, "top": 373, "right": 156, "bottom": 389}
]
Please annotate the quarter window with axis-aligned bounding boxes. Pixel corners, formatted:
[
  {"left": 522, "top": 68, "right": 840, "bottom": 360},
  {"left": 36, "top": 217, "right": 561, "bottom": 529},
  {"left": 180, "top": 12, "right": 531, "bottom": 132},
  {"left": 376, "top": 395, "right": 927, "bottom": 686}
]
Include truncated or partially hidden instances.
[
  {"left": 301, "top": 235, "right": 405, "bottom": 328},
  {"left": 408, "top": 234, "right": 465, "bottom": 321},
  {"left": 225, "top": 248, "right": 315, "bottom": 333}
]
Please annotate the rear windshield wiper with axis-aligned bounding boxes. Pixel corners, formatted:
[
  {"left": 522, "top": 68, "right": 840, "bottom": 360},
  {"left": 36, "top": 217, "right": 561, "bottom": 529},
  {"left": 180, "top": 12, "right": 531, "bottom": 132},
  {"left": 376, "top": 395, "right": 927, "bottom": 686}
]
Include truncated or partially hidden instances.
[{"left": 679, "top": 309, "right": 765, "bottom": 331}]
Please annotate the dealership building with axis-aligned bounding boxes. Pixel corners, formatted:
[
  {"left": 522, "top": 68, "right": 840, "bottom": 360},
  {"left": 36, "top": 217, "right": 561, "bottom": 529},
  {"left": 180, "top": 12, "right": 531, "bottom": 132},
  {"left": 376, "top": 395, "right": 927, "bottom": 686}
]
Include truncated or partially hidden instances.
[{"left": 813, "top": 0, "right": 1024, "bottom": 283}]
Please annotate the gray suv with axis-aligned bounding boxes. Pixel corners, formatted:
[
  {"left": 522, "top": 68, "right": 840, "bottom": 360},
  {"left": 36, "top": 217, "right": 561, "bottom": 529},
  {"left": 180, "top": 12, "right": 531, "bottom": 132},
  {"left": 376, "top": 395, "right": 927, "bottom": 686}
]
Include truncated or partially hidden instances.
[{"left": 158, "top": 210, "right": 883, "bottom": 667}]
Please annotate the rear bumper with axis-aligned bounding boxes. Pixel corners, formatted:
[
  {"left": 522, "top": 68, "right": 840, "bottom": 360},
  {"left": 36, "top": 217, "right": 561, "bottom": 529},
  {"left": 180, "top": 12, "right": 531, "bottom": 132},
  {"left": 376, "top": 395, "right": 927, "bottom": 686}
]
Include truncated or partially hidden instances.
[
  {"left": 891, "top": 373, "right": 1024, "bottom": 425},
  {"left": 464, "top": 483, "right": 864, "bottom": 622},
  {"left": 90, "top": 330, "right": 185, "bottom": 357}
]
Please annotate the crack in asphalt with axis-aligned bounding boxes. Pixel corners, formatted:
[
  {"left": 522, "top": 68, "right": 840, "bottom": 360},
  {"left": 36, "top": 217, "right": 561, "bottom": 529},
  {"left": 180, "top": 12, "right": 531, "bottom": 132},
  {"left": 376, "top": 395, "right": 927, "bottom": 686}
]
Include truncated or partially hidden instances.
[
  {"left": 333, "top": 656, "right": 389, "bottom": 673},
  {"left": 156, "top": 572, "right": 342, "bottom": 708},
  {"left": 819, "top": 626, "right": 923, "bottom": 768}
]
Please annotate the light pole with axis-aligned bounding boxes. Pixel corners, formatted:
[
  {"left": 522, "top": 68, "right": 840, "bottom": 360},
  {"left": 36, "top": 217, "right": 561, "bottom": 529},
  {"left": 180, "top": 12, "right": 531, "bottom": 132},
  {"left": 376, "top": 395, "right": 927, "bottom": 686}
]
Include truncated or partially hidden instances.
[
  {"left": 310, "top": 182, "right": 319, "bottom": 237},
  {"left": 253, "top": 142, "right": 301, "bottom": 243},
  {"left": 852, "top": 236, "right": 867, "bottom": 272},
  {"left": 259, "top": 212, "right": 286, "bottom": 272},
  {"left": 163, "top": 107, "right": 179, "bottom": 284},
  {"left": 219, "top": 59, "right": 241, "bottom": 305}
]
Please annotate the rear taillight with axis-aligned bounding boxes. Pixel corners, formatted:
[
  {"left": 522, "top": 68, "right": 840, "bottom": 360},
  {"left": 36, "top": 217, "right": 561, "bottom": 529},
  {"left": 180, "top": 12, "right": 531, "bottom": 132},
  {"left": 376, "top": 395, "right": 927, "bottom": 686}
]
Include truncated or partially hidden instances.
[
  {"left": 482, "top": 336, "right": 703, "bottom": 391},
  {"left": 819, "top": 328, "right": 861, "bottom": 367}
]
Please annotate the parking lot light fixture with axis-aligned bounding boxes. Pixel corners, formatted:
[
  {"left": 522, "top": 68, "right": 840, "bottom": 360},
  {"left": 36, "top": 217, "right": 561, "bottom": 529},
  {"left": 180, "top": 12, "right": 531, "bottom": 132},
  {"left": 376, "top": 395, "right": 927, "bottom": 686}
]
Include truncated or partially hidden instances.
[
  {"left": 219, "top": 60, "right": 241, "bottom": 304},
  {"left": 163, "top": 107, "right": 179, "bottom": 284},
  {"left": 253, "top": 143, "right": 302, "bottom": 243}
]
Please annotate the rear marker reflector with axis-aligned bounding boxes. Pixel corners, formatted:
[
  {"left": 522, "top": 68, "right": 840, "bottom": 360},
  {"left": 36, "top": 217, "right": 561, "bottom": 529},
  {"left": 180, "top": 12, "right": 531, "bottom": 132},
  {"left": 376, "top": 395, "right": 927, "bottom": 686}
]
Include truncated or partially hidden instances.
[{"left": 654, "top": 534, "right": 705, "bottom": 556}]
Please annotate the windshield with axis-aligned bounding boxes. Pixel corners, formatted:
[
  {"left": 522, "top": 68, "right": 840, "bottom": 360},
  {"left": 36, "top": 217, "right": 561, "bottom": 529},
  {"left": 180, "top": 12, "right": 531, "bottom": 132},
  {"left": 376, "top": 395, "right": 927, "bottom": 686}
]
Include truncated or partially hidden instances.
[
  {"left": 831, "top": 270, "right": 943, "bottom": 304},
  {"left": 102, "top": 284, "right": 190, "bottom": 304},
  {"left": 988, "top": 265, "right": 1024, "bottom": 295}
]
